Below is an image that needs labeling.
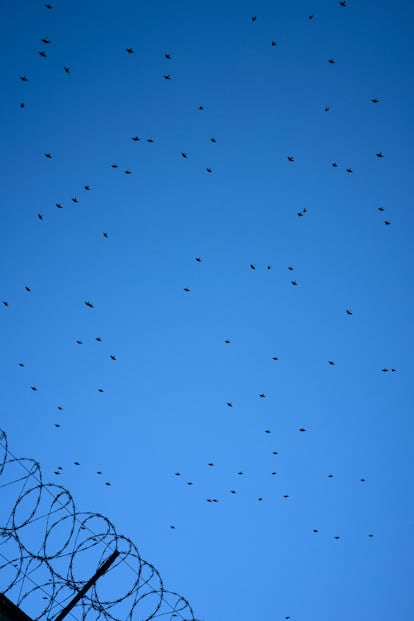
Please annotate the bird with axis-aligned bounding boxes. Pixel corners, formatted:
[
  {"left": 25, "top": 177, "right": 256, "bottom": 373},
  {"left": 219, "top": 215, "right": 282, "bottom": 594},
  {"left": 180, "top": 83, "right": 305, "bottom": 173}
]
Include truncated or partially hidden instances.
[
  {"left": 299, "top": 428, "right": 306, "bottom": 432},
  {"left": 371, "top": 98, "right": 379, "bottom": 103},
  {"left": 98, "top": 388, "right": 104, "bottom": 393},
  {"left": 56, "top": 203, "right": 63, "bottom": 208},
  {"left": 250, "top": 264, "right": 256, "bottom": 270},
  {"left": 287, "top": 156, "right": 294, "bottom": 162},
  {"left": 174, "top": 472, "right": 181, "bottom": 476},
  {"left": 132, "top": 136, "right": 140, "bottom": 142},
  {"left": 272, "top": 451, "right": 279, "bottom": 455},
  {"left": 165, "top": 53, "right": 171, "bottom": 59},
  {"left": 267, "top": 264, "right": 272, "bottom": 270},
  {"left": 187, "top": 481, "right": 193, "bottom": 486},
  {"left": 20, "top": 103, "right": 25, "bottom": 108},
  {"left": 45, "top": 3, "right": 53, "bottom": 8},
  {"left": 210, "top": 137, "right": 216, "bottom": 143},
  {"left": 74, "top": 461, "right": 80, "bottom": 465},
  {"left": 199, "top": 105, "right": 204, "bottom": 110},
  {"left": 325, "top": 106, "right": 330, "bottom": 111},
  {"left": 265, "top": 430, "right": 271, "bottom": 434},
  {"left": 272, "top": 356, "right": 279, "bottom": 361},
  {"left": 64, "top": 67, "right": 70, "bottom": 74},
  {"left": 259, "top": 393, "right": 266, "bottom": 398},
  {"left": 57, "top": 405, "right": 63, "bottom": 411},
  {"left": 251, "top": 16, "right": 257, "bottom": 21},
  {"left": 283, "top": 495, "right": 289, "bottom": 498},
  {"left": 328, "top": 58, "right": 336, "bottom": 64},
  {"left": 378, "top": 206, "right": 385, "bottom": 211},
  {"left": 72, "top": 197, "right": 79, "bottom": 203},
  {"left": 208, "top": 462, "right": 214, "bottom": 466},
  {"left": 297, "top": 211, "right": 304, "bottom": 217},
  {"left": 328, "top": 360, "right": 335, "bottom": 365},
  {"left": 271, "top": 41, "right": 277, "bottom": 47},
  {"left": 384, "top": 220, "right": 391, "bottom": 225},
  {"left": 25, "top": 286, "right": 31, "bottom": 292},
  {"left": 170, "top": 525, "right": 176, "bottom": 529},
  {"left": 76, "top": 340, "right": 83, "bottom": 345},
  {"left": 31, "top": 386, "right": 38, "bottom": 391},
  {"left": 38, "top": 214, "right": 43, "bottom": 221},
  {"left": 346, "top": 168, "right": 353, "bottom": 173},
  {"left": 230, "top": 490, "right": 237, "bottom": 494},
  {"left": 195, "top": 257, "right": 202, "bottom": 262},
  {"left": 291, "top": 280, "right": 298, "bottom": 286},
  {"left": 124, "top": 169, "right": 132, "bottom": 174},
  {"left": 110, "top": 355, "right": 117, "bottom": 360},
  {"left": 224, "top": 339, "right": 231, "bottom": 344},
  {"left": 328, "top": 474, "right": 334, "bottom": 478},
  {"left": 84, "top": 301, "right": 94, "bottom": 308},
  {"left": 376, "top": 152, "right": 384, "bottom": 158},
  {"left": 41, "top": 38, "right": 51, "bottom": 44},
  {"left": 183, "top": 287, "right": 190, "bottom": 292},
  {"left": 84, "top": 185, "right": 90, "bottom": 190},
  {"left": 39, "top": 51, "right": 47, "bottom": 58},
  {"left": 332, "top": 162, "right": 338, "bottom": 167},
  {"left": 308, "top": 15, "right": 314, "bottom": 19},
  {"left": 339, "top": 1, "right": 347, "bottom": 5},
  {"left": 111, "top": 163, "right": 118, "bottom": 168},
  {"left": 346, "top": 309, "right": 353, "bottom": 315},
  {"left": 271, "top": 472, "right": 277, "bottom": 475},
  {"left": 368, "top": 534, "right": 374, "bottom": 538},
  {"left": 334, "top": 536, "right": 341, "bottom": 540},
  {"left": 313, "top": 529, "right": 319, "bottom": 533},
  {"left": 163, "top": 74, "right": 171, "bottom": 80},
  {"left": 126, "top": 48, "right": 134, "bottom": 54},
  {"left": 206, "top": 167, "right": 213, "bottom": 173},
  {"left": 103, "top": 232, "right": 108, "bottom": 238},
  {"left": 147, "top": 138, "right": 154, "bottom": 143},
  {"left": 3, "top": 301, "right": 9, "bottom": 307},
  {"left": 96, "top": 337, "right": 102, "bottom": 342},
  {"left": 20, "top": 76, "right": 28, "bottom": 82},
  {"left": 54, "top": 424, "right": 61, "bottom": 428},
  {"left": 18, "top": 362, "right": 24, "bottom": 367},
  {"left": 288, "top": 266, "right": 294, "bottom": 271},
  {"left": 181, "top": 152, "right": 187, "bottom": 158},
  {"left": 105, "top": 481, "right": 111, "bottom": 486},
  {"left": 237, "top": 471, "right": 243, "bottom": 475},
  {"left": 226, "top": 402, "right": 233, "bottom": 407},
  {"left": 391, "top": 368, "right": 397, "bottom": 372},
  {"left": 381, "top": 368, "right": 389, "bottom": 372},
  {"left": 360, "top": 478, "right": 366, "bottom": 482},
  {"left": 258, "top": 497, "right": 263, "bottom": 501},
  {"left": 54, "top": 471, "right": 60, "bottom": 475}
]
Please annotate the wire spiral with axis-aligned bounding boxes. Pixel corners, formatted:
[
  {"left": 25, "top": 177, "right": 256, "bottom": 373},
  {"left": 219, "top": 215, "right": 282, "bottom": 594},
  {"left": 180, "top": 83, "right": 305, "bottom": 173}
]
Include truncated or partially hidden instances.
[{"left": 0, "top": 429, "right": 199, "bottom": 621}]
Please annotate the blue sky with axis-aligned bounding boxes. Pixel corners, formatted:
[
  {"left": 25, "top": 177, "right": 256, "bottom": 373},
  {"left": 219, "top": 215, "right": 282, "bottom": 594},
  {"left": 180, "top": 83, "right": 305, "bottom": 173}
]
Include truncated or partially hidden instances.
[{"left": 1, "top": 0, "right": 414, "bottom": 620}]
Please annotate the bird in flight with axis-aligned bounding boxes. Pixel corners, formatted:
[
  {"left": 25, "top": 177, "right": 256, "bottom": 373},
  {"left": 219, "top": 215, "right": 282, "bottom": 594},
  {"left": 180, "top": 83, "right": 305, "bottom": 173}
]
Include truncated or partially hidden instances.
[
  {"left": 55, "top": 423, "right": 61, "bottom": 428},
  {"left": 76, "top": 340, "right": 83, "bottom": 345},
  {"left": 328, "top": 58, "right": 336, "bottom": 64},
  {"left": 287, "top": 156, "right": 294, "bottom": 162},
  {"left": 64, "top": 67, "right": 70, "bottom": 73},
  {"left": 84, "top": 185, "right": 91, "bottom": 190},
  {"left": 250, "top": 264, "right": 256, "bottom": 270},
  {"left": 272, "top": 356, "right": 279, "bottom": 361},
  {"left": 20, "top": 103, "right": 25, "bottom": 108},
  {"left": 96, "top": 336, "right": 102, "bottom": 342},
  {"left": 31, "top": 386, "right": 38, "bottom": 391},
  {"left": 384, "top": 220, "right": 391, "bottom": 225},
  {"left": 25, "top": 286, "right": 31, "bottom": 292},
  {"left": 325, "top": 106, "right": 330, "bottom": 112},
  {"left": 103, "top": 232, "right": 109, "bottom": 238},
  {"left": 183, "top": 287, "right": 190, "bottom": 292},
  {"left": 110, "top": 355, "right": 117, "bottom": 360},
  {"left": 334, "top": 536, "right": 341, "bottom": 540},
  {"left": 339, "top": 1, "right": 347, "bottom": 5},
  {"left": 328, "top": 360, "right": 335, "bottom": 366},
  {"left": 38, "top": 213, "right": 44, "bottom": 221},
  {"left": 41, "top": 37, "right": 51, "bottom": 44},
  {"left": 208, "top": 462, "right": 214, "bottom": 467},
  {"left": 199, "top": 105, "right": 204, "bottom": 110},
  {"left": 371, "top": 98, "right": 379, "bottom": 103},
  {"left": 267, "top": 264, "right": 272, "bottom": 270},
  {"left": 132, "top": 136, "right": 140, "bottom": 142},
  {"left": 328, "top": 474, "right": 334, "bottom": 478},
  {"left": 98, "top": 388, "right": 104, "bottom": 392},
  {"left": 175, "top": 472, "right": 181, "bottom": 476},
  {"left": 195, "top": 257, "right": 202, "bottom": 262},
  {"left": 288, "top": 266, "right": 294, "bottom": 270},
  {"left": 291, "top": 280, "right": 298, "bottom": 286},
  {"left": 163, "top": 74, "right": 171, "bottom": 80},
  {"left": 376, "top": 152, "right": 384, "bottom": 158},
  {"left": 45, "top": 3, "right": 53, "bottom": 8},
  {"left": 346, "top": 167, "right": 353, "bottom": 173},
  {"left": 39, "top": 51, "right": 47, "bottom": 58},
  {"left": 126, "top": 48, "right": 134, "bottom": 54},
  {"left": 224, "top": 339, "right": 231, "bottom": 344},
  {"left": 3, "top": 301, "right": 9, "bottom": 307},
  {"left": 105, "top": 481, "right": 111, "bottom": 486},
  {"left": 124, "top": 169, "right": 132, "bottom": 174},
  {"left": 210, "top": 137, "right": 216, "bottom": 142},
  {"left": 72, "top": 197, "right": 79, "bottom": 203},
  {"left": 299, "top": 428, "right": 306, "bottom": 432},
  {"left": 226, "top": 402, "right": 233, "bottom": 407},
  {"left": 265, "top": 429, "right": 271, "bottom": 434},
  {"left": 313, "top": 529, "right": 319, "bottom": 533},
  {"left": 181, "top": 152, "right": 188, "bottom": 158},
  {"left": 74, "top": 461, "right": 80, "bottom": 465},
  {"left": 346, "top": 309, "right": 352, "bottom": 315},
  {"left": 165, "top": 53, "right": 171, "bottom": 59},
  {"left": 147, "top": 138, "right": 154, "bottom": 143},
  {"left": 57, "top": 405, "right": 63, "bottom": 411},
  {"left": 378, "top": 206, "right": 384, "bottom": 211},
  {"left": 84, "top": 301, "right": 94, "bottom": 308},
  {"left": 271, "top": 41, "right": 277, "bottom": 47},
  {"left": 20, "top": 76, "right": 28, "bottom": 82},
  {"left": 308, "top": 15, "right": 314, "bottom": 19},
  {"left": 332, "top": 162, "right": 338, "bottom": 167},
  {"left": 381, "top": 368, "right": 389, "bottom": 372},
  {"left": 259, "top": 393, "right": 266, "bottom": 398},
  {"left": 56, "top": 203, "right": 63, "bottom": 208},
  {"left": 206, "top": 167, "right": 213, "bottom": 173},
  {"left": 18, "top": 362, "right": 24, "bottom": 367},
  {"left": 111, "top": 163, "right": 118, "bottom": 168},
  {"left": 251, "top": 16, "right": 257, "bottom": 21}
]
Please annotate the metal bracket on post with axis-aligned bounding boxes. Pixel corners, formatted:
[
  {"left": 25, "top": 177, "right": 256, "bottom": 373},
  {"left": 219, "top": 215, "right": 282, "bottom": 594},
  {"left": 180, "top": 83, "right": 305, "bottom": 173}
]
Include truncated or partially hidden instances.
[{"left": 54, "top": 548, "right": 120, "bottom": 621}]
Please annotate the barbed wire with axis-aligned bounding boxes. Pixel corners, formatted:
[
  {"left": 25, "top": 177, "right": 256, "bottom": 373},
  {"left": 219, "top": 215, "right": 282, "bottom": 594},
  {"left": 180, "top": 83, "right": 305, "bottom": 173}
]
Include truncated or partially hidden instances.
[{"left": 0, "top": 429, "right": 201, "bottom": 621}]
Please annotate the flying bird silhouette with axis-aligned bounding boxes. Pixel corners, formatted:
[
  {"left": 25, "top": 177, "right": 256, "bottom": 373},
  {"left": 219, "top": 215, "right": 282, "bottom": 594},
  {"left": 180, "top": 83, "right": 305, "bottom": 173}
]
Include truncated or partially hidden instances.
[
  {"left": 64, "top": 67, "right": 70, "bottom": 73},
  {"left": 195, "top": 257, "right": 202, "bottom": 262},
  {"left": 72, "top": 197, "right": 79, "bottom": 203},
  {"left": 20, "top": 76, "right": 28, "bottom": 82},
  {"left": 84, "top": 301, "right": 94, "bottom": 308},
  {"left": 291, "top": 280, "right": 298, "bottom": 286},
  {"left": 31, "top": 386, "right": 38, "bottom": 391},
  {"left": 250, "top": 264, "right": 256, "bottom": 270},
  {"left": 328, "top": 360, "right": 335, "bottom": 365},
  {"left": 39, "top": 51, "right": 47, "bottom": 58},
  {"left": 41, "top": 38, "right": 51, "bottom": 44},
  {"left": 56, "top": 203, "right": 63, "bottom": 208},
  {"left": 165, "top": 53, "right": 171, "bottom": 59},
  {"left": 18, "top": 362, "right": 24, "bottom": 367},
  {"left": 371, "top": 98, "right": 379, "bottom": 103},
  {"left": 96, "top": 337, "right": 102, "bottom": 342},
  {"left": 183, "top": 287, "right": 190, "bottom": 292},
  {"left": 126, "top": 48, "right": 134, "bottom": 54},
  {"left": 103, "top": 232, "right": 109, "bottom": 238},
  {"left": 224, "top": 339, "right": 231, "bottom": 344},
  {"left": 376, "top": 152, "right": 384, "bottom": 158},
  {"left": 38, "top": 214, "right": 44, "bottom": 220},
  {"left": 132, "top": 136, "right": 140, "bottom": 142},
  {"left": 163, "top": 74, "right": 171, "bottom": 80},
  {"left": 45, "top": 3, "right": 53, "bottom": 8},
  {"left": 271, "top": 41, "right": 277, "bottom": 46},
  {"left": 25, "top": 286, "right": 31, "bottom": 292},
  {"left": 287, "top": 156, "right": 294, "bottom": 162},
  {"left": 84, "top": 185, "right": 90, "bottom": 190},
  {"left": 206, "top": 167, "right": 213, "bottom": 173},
  {"left": 226, "top": 402, "right": 233, "bottom": 407},
  {"left": 210, "top": 137, "right": 216, "bottom": 142},
  {"left": 346, "top": 309, "right": 353, "bottom": 315},
  {"left": 181, "top": 152, "right": 187, "bottom": 158},
  {"left": 332, "top": 162, "right": 338, "bottom": 167},
  {"left": 346, "top": 168, "right": 353, "bottom": 173},
  {"left": 110, "top": 355, "right": 117, "bottom": 360},
  {"left": 328, "top": 58, "right": 336, "bottom": 64}
]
